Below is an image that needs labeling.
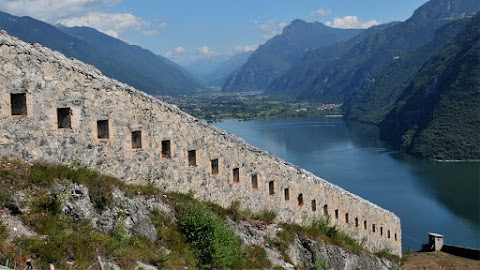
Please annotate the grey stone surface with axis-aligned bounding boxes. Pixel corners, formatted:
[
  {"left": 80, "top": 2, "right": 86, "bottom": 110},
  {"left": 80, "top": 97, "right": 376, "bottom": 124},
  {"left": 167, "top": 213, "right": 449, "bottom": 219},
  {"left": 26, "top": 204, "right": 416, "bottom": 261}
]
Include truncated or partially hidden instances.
[
  {"left": 5, "top": 190, "right": 30, "bottom": 214},
  {"left": 289, "top": 236, "right": 398, "bottom": 270},
  {"left": 0, "top": 29, "right": 402, "bottom": 256}
]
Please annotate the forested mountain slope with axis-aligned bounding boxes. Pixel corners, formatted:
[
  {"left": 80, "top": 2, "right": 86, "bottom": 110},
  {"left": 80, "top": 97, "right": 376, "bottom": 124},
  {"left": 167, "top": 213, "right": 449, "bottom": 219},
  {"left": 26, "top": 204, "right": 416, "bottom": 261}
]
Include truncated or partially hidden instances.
[{"left": 380, "top": 13, "right": 480, "bottom": 160}]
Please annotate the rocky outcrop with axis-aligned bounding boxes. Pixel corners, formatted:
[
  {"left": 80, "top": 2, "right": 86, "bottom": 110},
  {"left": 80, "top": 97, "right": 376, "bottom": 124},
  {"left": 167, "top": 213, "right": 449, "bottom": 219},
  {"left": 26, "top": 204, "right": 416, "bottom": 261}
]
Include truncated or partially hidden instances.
[
  {"left": 55, "top": 183, "right": 174, "bottom": 242},
  {"left": 289, "top": 236, "right": 398, "bottom": 270}
]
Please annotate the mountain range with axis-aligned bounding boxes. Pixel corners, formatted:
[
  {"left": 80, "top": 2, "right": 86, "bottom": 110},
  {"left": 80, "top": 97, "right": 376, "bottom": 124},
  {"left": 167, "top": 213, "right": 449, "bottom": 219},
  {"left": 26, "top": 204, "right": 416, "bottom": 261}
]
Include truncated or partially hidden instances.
[
  {"left": 222, "top": 20, "right": 363, "bottom": 92},
  {"left": 0, "top": 11, "right": 202, "bottom": 96},
  {"left": 241, "top": 0, "right": 478, "bottom": 160},
  {"left": 181, "top": 51, "right": 253, "bottom": 87},
  {"left": 271, "top": 0, "right": 479, "bottom": 105}
]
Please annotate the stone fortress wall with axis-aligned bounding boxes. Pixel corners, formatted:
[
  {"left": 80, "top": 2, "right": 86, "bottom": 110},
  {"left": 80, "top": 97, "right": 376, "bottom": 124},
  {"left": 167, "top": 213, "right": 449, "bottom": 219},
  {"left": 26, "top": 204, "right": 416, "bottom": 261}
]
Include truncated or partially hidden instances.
[{"left": 0, "top": 30, "right": 402, "bottom": 256}]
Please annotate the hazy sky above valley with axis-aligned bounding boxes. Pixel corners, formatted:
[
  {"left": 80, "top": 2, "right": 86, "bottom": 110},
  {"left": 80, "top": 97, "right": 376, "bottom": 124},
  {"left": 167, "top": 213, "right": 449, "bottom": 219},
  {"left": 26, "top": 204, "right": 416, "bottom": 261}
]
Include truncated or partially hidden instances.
[{"left": 0, "top": 0, "right": 428, "bottom": 64}]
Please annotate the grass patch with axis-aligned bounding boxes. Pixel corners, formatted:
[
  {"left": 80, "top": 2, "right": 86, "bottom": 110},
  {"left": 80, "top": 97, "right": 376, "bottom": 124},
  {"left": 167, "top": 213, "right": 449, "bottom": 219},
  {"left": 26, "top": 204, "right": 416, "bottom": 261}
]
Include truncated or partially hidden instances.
[
  {"left": 277, "top": 217, "right": 364, "bottom": 255},
  {"left": 375, "top": 248, "right": 401, "bottom": 263}
]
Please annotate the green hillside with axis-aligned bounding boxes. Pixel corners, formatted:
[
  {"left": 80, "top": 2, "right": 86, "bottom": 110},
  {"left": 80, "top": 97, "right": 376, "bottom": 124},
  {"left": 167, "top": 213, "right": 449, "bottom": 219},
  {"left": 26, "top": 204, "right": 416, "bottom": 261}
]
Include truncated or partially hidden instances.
[
  {"left": 380, "top": 13, "right": 480, "bottom": 160},
  {"left": 345, "top": 17, "right": 471, "bottom": 123},
  {"left": 296, "top": 0, "right": 479, "bottom": 103}
]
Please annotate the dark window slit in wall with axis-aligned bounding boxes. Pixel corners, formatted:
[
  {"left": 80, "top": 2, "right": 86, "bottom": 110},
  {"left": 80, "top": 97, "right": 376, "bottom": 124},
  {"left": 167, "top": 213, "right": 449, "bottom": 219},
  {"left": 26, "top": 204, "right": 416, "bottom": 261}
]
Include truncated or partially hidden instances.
[
  {"left": 395, "top": 233, "right": 397, "bottom": 241},
  {"left": 323, "top": 204, "right": 328, "bottom": 217},
  {"left": 268, "top": 181, "right": 275, "bottom": 196},
  {"left": 251, "top": 174, "right": 258, "bottom": 189},
  {"left": 311, "top": 200, "right": 316, "bottom": 212},
  {"left": 335, "top": 209, "right": 339, "bottom": 220},
  {"left": 388, "top": 230, "right": 391, "bottom": 239},
  {"left": 131, "top": 130, "right": 142, "bottom": 149},
  {"left": 372, "top": 224, "right": 376, "bottom": 233},
  {"left": 284, "top": 188, "right": 290, "bottom": 201},
  {"left": 232, "top": 168, "right": 240, "bottom": 183},
  {"left": 364, "top": 220, "right": 367, "bottom": 230},
  {"left": 57, "top": 108, "right": 72, "bottom": 129},
  {"left": 162, "top": 140, "right": 171, "bottom": 158},
  {"left": 345, "top": 213, "right": 349, "bottom": 224},
  {"left": 355, "top": 218, "right": 359, "bottom": 227},
  {"left": 297, "top": 193, "right": 304, "bottom": 207},
  {"left": 211, "top": 159, "right": 219, "bottom": 175},
  {"left": 188, "top": 150, "right": 196, "bottom": 166},
  {"left": 380, "top": 227, "right": 383, "bottom": 236},
  {"left": 97, "top": 120, "right": 109, "bottom": 139},
  {"left": 11, "top": 93, "right": 27, "bottom": 116}
]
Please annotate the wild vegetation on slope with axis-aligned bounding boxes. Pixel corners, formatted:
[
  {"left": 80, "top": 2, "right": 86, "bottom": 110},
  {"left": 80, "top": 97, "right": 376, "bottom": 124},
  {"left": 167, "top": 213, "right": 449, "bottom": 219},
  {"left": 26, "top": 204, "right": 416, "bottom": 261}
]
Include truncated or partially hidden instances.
[{"left": 0, "top": 159, "right": 397, "bottom": 270}]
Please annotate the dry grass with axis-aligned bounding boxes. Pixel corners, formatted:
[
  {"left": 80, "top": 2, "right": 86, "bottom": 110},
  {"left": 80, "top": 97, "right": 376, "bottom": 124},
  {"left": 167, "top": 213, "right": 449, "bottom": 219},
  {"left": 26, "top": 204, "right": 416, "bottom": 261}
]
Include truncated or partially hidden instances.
[{"left": 402, "top": 251, "right": 480, "bottom": 270}]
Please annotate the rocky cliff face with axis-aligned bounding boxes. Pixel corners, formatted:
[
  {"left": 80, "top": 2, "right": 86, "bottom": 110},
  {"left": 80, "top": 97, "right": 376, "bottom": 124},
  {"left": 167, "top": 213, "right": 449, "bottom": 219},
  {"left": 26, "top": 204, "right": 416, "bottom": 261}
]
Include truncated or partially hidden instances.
[{"left": 289, "top": 236, "right": 397, "bottom": 270}]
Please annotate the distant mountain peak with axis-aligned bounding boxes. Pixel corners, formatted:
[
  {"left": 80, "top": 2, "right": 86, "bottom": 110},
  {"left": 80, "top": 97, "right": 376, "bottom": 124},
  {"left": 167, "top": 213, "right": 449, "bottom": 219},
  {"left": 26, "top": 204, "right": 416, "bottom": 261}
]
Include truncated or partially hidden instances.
[
  {"left": 282, "top": 19, "right": 328, "bottom": 35},
  {"left": 222, "top": 19, "right": 362, "bottom": 92}
]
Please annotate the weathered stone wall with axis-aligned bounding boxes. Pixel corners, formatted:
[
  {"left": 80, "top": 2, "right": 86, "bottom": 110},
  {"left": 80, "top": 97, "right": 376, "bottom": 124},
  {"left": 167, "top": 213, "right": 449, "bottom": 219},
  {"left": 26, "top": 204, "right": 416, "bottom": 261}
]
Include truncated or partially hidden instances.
[{"left": 0, "top": 30, "right": 402, "bottom": 256}]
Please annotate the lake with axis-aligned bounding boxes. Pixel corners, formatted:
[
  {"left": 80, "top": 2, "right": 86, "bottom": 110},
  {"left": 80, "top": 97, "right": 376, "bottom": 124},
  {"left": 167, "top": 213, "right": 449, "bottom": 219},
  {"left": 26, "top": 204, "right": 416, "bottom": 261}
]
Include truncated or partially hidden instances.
[{"left": 213, "top": 117, "right": 480, "bottom": 252}]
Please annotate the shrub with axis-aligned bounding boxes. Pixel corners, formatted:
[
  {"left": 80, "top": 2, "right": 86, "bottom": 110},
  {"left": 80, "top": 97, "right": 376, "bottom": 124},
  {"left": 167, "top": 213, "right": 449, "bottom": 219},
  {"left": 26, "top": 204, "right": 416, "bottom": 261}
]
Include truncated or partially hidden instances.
[{"left": 179, "top": 203, "right": 240, "bottom": 269}]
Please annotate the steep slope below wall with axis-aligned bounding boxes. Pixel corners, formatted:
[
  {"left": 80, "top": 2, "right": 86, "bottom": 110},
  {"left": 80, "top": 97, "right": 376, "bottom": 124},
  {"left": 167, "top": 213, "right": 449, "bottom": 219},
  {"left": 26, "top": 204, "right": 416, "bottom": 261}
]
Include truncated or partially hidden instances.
[{"left": 0, "top": 160, "right": 400, "bottom": 269}]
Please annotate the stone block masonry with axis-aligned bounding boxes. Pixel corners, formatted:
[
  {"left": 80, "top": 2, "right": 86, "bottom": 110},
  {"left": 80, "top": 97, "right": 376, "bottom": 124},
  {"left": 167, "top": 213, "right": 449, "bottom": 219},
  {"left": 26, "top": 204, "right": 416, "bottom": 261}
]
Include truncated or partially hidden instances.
[{"left": 0, "top": 30, "right": 402, "bottom": 256}]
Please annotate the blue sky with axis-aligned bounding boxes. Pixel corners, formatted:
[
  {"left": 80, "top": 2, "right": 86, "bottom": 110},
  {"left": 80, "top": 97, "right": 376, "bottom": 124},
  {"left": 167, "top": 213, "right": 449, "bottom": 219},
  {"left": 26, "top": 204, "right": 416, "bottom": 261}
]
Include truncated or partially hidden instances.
[{"left": 0, "top": 0, "right": 428, "bottom": 63}]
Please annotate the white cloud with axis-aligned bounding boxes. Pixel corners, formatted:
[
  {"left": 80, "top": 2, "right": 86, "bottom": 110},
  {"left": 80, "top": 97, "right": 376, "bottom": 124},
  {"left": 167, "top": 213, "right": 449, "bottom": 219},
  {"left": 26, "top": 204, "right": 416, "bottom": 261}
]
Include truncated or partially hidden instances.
[
  {"left": 165, "top": 45, "right": 220, "bottom": 63},
  {"left": 175, "top": 46, "right": 185, "bottom": 54},
  {"left": 309, "top": 9, "right": 331, "bottom": 19},
  {"left": 197, "top": 46, "right": 218, "bottom": 57},
  {"left": 0, "top": 0, "right": 120, "bottom": 22},
  {"left": 234, "top": 44, "right": 259, "bottom": 53},
  {"left": 58, "top": 12, "right": 166, "bottom": 39},
  {"left": 325, "top": 16, "right": 380, "bottom": 29},
  {"left": 165, "top": 46, "right": 187, "bottom": 59},
  {"left": 257, "top": 20, "right": 288, "bottom": 39}
]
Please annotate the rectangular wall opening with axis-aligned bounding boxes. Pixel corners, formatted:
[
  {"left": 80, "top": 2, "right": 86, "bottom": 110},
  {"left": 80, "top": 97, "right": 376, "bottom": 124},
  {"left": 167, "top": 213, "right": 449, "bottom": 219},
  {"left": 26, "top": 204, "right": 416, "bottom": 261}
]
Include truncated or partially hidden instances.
[
  {"left": 57, "top": 108, "right": 72, "bottom": 129},
  {"left": 97, "top": 120, "right": 109, "bottom": 139},
  {"left": 345, "top": 213, "right": 349, "bottom": 224},
  {"left": 388, "top": 230, "right": 391, "bottom": 239},
  {"left": 335, "top": 209, "right": 339, "bottom": 219},
  {"left": 323, "top": 204, "right": 328, "bottom": 217},
  {"left": 131, "top": 130, "right": 142, "bottom": 149},
  {"left": 355, "top": 218, "right": 359, "bottom": 227},
  {"left": 311, "top": 200, "right": 316, "bottom": 212},
  {"left": 395, "top": 233, "right": 397, "bottom": 241},
  {"left": 380, "top": 226, "right": 383, "bottom": 236},
  {"left": 284, "top": 188, "right": 290, "bottom": 201},
  {"left": 268, "top": 181, "right": 275, "bottom": 196},
  {"left": 188, "top": 150, "right": 197, "bottom": 166},
  {"left": 372, "top": 224, "right": 376, "bottom": 233},
  {"left": 11, "top": 93, "right": 27, "bottom": 116},
  {"left": 251, "top": 174, "right": 258, "bottom": 189},
  {"left": 161, "top": 140, "right": 171, "bottom": 158},
  {"left": 211, "top": 159, "right": 219, "bottom": 175},
  {"left": 232, "top": 168, "right": 240, "bottom": 183},
  {"left": 364, "top": 220, "right": 367, "bottom": 230},
  {"left": 297, "top": 193, "right": 304, "bottom": 207}
]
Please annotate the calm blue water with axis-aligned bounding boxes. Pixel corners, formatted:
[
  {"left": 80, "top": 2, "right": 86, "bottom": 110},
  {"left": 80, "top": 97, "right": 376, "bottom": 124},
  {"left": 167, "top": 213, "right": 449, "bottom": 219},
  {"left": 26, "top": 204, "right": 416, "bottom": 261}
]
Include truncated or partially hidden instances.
[{"left": 213, "top": 118, "right": 480, "bottom": 252}]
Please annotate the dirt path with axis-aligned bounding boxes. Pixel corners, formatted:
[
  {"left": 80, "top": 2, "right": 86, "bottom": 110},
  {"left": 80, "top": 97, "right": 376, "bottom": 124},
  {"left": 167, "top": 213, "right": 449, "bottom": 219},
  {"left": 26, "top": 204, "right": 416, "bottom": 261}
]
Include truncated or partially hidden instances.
[{"left": 402, "top": 251, "right": 480, "bottom": 270}]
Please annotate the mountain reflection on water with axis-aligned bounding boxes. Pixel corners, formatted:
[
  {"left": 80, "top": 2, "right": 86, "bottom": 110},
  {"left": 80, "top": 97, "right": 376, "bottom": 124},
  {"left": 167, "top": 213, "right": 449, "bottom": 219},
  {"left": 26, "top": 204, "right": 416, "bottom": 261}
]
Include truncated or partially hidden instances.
[{"left": 214, "top": 118, "right": 480, "bottom": 250}]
